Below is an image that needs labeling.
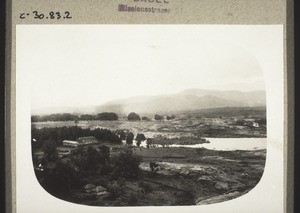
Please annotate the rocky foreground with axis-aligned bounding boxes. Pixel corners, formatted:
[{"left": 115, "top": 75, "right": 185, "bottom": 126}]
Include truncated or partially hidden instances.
[{"left": 54, "top": 147, "right": 266, "bottom": 206}]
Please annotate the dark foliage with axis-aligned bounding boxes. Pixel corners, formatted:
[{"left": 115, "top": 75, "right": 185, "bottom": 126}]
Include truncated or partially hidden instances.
[
  {"left": 99, "top": 145, "right": 110, "bottom": 163},
  {"left": 106, "top": 179, "right": 126, "bottom": 200},
  {"left": 126, "top": 132, "right": 134, "bottom": 145},
  {"left": 97, "top": 112, "right": 118, "bottom": 121},
  {"left": 71, "top": 146, "right": 111, "bottom": 172},
  {"left": 166, "top": 115, "right": 176, "bottom": 120},
  {"left": 80, "top": 114, "right": 95, "bottom": 120},
  {"left": 36, "top": 160, "right": 82, "bottom": 198},
  {"left": 84, "top": 147, "right": 104, "bottom": 170},
  {"left": 32, "top": 126, "right": 121, "bottom": 150},
  {"left": 112, "top": 148, "right": 141, "bottom": 178},
  {"left": 127, "top": 112, "right": 141, "bottom": 121},
  {"left": 135, "top": 133, "right": 146, "bottom": 147},
  {"left": 32, "top": 112, "right": 119, "bottom": 122},
  {"left": 154, "top": 114, "right": 164, "bottom": 121},
  {"left": 146, "top": 138, "right": 152, "bottom": 148},
  {"left": 141, "top": 116, "right": 151, "bottom": 121},
  {"left": 32, "top": 113, "right": 79, "bottom": 122},
  {"left": 115, "top": 130, "right": 126, "bottom": 141},
  {"left": 43, "top": 139, "right": 58, "bottom": 162}
]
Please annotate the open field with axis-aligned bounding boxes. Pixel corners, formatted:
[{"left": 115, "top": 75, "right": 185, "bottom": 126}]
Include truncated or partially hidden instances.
[{"left": 32, "top": 116, "right": 266, "bottom": 139}]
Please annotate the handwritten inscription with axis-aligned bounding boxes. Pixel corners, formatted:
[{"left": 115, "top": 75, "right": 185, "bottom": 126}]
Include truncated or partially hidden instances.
[{"left": 19, "top": 11, "right": 72, "bottom": 20}]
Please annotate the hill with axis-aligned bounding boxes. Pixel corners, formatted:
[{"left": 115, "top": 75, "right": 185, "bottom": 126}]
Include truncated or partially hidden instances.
[
  {"left": 32, "top": 89, "right": 266, "bottom": 115},
  {"left": 96, "top": 90, "right": 265, "bottom": 115}
]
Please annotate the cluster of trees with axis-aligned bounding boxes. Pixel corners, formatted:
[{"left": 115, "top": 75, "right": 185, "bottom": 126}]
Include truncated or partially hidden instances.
[
  {"left": 115, "top": 130, "right": 126, "bottom": 141},
  {"left": 35, "top": 159, "right": 83, "bottom": 197},
  {"left": 141, "top": 116, "right": 151, "bottom": 121},
  {"left": 166, "top": 115, "right": 176, "bottom": 120},
  {"left": 154, "top": 114, "right": 176, "bottom": 121},
  {"left": 32, "top": 126, "right": 150, "bottom": 153},
  {"left": 40, "top": 142, "right": 141, "bottom": 178},
  {"left": 32, "top": 112, "right": 176, "bottom": 122},
  {"left": 112, "top": 149, "right": 142, "bottom": 178},
  {"left": 136, "top": 134, "right": 146, "bottom": 147},
  {"left": 42, "top": 139, "right": 59, "bottom": 162},
  {"left": 35, "top": 145, "right": 142, "bottom": 198},
  {"left": 126, "top": 132, "right": 135, "bottom": 144},
  {"left": 127, "top": 112, "right": 141, "bottom": 121},
  {"left": 97, "top": 112, "right": 118, "bottom": 121},
  {"left": 32, "top": 113, "right": 79, "bottom": 122},
  {"left": 71, "top": 145, "right": 111, "bottom": 172},
  {"left": 124, "top": 132, "right": 146, "bottom": 147},
  {"left": 127, "top": 112, "right": 175, "bottom": 121},
  {"left": 32, "top": 112, "right": 119, "bottom": 122},
  {"left": 32, "top": 126, "right": 122, "bottom": 150},
  {"left": 154, "top": 114, "right": 163, "bottom": 120}
]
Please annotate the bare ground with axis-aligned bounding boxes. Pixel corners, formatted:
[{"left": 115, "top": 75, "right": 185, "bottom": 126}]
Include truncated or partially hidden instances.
[{"left": 58, "top": 146, "right": 266, "bottom": 206}]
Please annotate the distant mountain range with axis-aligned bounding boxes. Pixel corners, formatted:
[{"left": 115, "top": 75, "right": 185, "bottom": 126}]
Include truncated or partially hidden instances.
[{"left": 32, "top": 89, "right": 266, "bottom": 115}]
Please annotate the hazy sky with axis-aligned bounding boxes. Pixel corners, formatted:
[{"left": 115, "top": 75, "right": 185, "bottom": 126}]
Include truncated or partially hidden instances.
[{"left": 16, "top": 25, "right": 270, "bottom": 110}]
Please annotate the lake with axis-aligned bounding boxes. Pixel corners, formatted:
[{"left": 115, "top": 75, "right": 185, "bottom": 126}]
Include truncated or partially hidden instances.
[
  {"left": 170, "top": 138, "right": 266, "bottom": 151},
  {"left": 134, "top": 138, "right": 266, "bottom": 151}
]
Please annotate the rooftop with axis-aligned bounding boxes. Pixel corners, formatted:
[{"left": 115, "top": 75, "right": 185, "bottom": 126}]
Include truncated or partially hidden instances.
[
  {"left": 62, "top": 140, "right": 78, "bottom": 144},
  {"left": 77, "top": 136, "right": 96, "bottom": 140}
]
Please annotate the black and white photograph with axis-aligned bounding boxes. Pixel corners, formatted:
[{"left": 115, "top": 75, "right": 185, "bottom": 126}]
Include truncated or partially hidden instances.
[{"left": 16, "top": 25, "right": 284, "bottom": 211}]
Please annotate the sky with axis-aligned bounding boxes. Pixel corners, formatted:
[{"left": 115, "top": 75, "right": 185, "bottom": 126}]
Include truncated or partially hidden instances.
[{"left": 16, "top": 25, "right": 269, "bottom": 110}]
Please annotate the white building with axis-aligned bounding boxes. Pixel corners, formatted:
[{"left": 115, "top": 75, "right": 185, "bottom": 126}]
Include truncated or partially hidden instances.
[
  {"left": 62, "top": 136, "right": 99, "bottom": 148},
  {"left": 62, "top": 140, "right": 79, "bottom": 147}
]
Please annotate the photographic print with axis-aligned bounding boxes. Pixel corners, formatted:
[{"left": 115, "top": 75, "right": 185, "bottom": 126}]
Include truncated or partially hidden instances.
[{"left": 16, "top": 25, "right": 283, "bottom": 209}]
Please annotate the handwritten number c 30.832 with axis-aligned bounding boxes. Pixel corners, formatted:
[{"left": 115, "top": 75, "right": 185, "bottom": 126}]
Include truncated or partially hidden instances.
[{"left": 31, "top": 11, "right": 72, "bottom": 19}]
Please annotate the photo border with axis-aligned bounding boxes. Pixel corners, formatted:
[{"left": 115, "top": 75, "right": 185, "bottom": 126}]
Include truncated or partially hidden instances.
[{"left": 6, "top": 0, "right": 294, "bottom": 212}]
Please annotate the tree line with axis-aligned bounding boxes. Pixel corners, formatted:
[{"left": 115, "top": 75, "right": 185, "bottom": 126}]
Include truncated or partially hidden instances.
[
  {"left": 32, "top": 126, "right": 122, "bottom": 150},
  {"left": 127, "top": 112, "right": 175, "bottom": 121},
  {"left": 32, "top": 112, "right": 119, "bottom": 122},
  {"left": 32, "top": 112, "right": 176, "bottom": 122}
]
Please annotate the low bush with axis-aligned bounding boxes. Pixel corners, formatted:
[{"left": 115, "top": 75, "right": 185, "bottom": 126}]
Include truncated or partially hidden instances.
[
  {"left": 112, "top": 148, "right": 141, "bottom": 178},
  {"left": 138, "top": 181, "right": 153, "bottom": 194}
]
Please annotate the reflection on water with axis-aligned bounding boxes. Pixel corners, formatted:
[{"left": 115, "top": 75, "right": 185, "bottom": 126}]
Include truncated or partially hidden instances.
[
  {"left": 130, "top": 138, "right": 266, "bottom": 151},
  {"left": 170, "top": 138, "right": 267, "bottom": 151},
  {"left": 127, "top": 138, "right": 267, "bottom": 151}
]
